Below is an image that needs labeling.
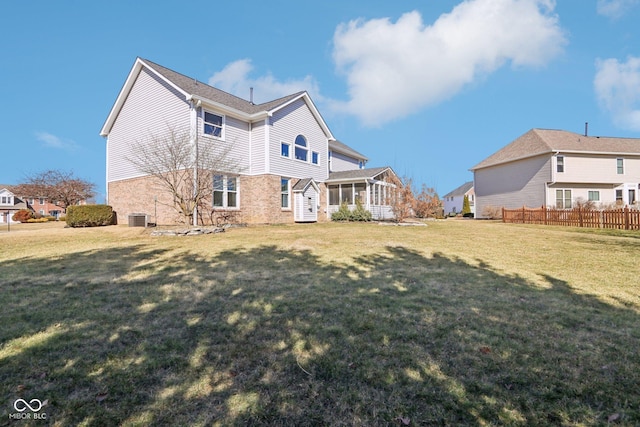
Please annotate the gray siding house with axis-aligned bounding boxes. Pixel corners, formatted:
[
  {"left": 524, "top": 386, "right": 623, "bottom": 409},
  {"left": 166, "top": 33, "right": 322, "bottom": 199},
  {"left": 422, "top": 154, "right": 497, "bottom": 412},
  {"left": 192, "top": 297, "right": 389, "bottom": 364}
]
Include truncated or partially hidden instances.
[
  {"left": 100, "top": 58, "right": 396, "bottom": 225},
  {"left": 442, "top": 181, "right": 475, "bottom": 216},
  {"left": 471, "top": 128, "right": 640, "bottom": 218}
]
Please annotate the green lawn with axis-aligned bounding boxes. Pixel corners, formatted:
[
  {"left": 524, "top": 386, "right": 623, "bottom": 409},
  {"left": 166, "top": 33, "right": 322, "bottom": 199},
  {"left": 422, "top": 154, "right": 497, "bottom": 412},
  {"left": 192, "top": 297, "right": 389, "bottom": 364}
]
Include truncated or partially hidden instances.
[{"left": 1, "top": 220, "right": 639, "bottom": 426}]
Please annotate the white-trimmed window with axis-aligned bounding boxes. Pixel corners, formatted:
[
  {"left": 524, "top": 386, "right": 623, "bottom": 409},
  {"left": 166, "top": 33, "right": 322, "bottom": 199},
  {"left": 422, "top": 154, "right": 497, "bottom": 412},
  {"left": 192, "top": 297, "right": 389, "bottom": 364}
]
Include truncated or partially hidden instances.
[
  {"left": 281, "top": 178, "right": 290, "bottom": 209},
  {"left": 213, "top": 175, "right": 238, "bottom": 208},
  {"left": 281, "top": 142, "right": 291, "bottom": 158},
  {"left": 39, "top": 198, "right": 45, "bottom": 205},
  {"left": 588, "top": 191, "right": 600, "bottom": 202},
  {"left": 617, "top": 158, "right": 624, "bottom": 174},
  {"left": 294, "top": 135, "right": 308, "bottom": 161},
  {"left": 312, "top": 151, "right": 319, "bottom": 165},
  {"left": 555, "top": 189, "right": 572, "bottom": 209},
  {"left": 204, "top": 111, "right": 224, "bottom": 138},
  {"left": 556, "top": 155, "right": 564, "bottom": 173}
]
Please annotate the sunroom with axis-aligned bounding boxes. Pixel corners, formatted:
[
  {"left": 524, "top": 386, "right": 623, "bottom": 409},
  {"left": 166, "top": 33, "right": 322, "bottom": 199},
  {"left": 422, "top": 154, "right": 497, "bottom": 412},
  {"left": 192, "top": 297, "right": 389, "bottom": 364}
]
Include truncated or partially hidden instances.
[{"left": 326, "top": 167, "right": 397, "bottom": 220}]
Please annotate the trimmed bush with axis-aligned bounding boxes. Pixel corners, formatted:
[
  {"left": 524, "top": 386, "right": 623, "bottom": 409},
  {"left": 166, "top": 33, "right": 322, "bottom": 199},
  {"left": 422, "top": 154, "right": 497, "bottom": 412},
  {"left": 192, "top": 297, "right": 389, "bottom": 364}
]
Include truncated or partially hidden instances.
[
  {"left": 331, "top": 202, "right": 352, "bottom": 221},
  {"left": 12, "top": 209, "right": 35, "bottom": 223},
  {"left": 331, "top": 200, "right": 372, "bottom": 222},
  {"left": 66, "top": 205, "right": 115, "bottom": 227}
]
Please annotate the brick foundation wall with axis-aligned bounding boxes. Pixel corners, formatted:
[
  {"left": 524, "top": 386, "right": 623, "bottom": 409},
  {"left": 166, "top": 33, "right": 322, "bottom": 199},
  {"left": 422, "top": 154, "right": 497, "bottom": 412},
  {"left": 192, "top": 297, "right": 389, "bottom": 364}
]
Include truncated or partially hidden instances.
[{"left": 108, "top": 174, "right": 330, "bottom": 225}]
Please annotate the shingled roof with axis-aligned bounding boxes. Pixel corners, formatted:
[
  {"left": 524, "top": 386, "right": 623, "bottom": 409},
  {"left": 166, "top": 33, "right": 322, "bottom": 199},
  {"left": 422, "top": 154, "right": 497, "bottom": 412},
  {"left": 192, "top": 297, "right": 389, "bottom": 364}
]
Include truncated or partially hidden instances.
[
  {"left": 140, "top": 58, "right": 304, "bottom": 115},
  {"left": 101, "top": 58, "right": 332, "bottom": 138},
  {"left": 471, "top": 128, "right": 640, "bottom": 170},
  {"left": 329, "top": 140, "right": 368, "bottom": 161},
  {"left": 327, "top": 166, "right": 394, "bottom": 182},
  {"left": 443, "top": 181, "right": 473, "bottom": 199}
]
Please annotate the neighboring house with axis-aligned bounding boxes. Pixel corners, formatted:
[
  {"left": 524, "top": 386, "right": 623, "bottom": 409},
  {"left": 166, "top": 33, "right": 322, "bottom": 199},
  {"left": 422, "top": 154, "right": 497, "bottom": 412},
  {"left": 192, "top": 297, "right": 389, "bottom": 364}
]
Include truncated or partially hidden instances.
[
  {"left": 471, "top": 128, "right": 640, "bottom": 218},
  {"left": 100, "top": 58, "right": 397, "bottom": 225},
  {"left": 442, "top": 181, "right": 475, "bottom": 216},
  {"left": 0, "top": 188, "right": 28, "bottom": 223}
]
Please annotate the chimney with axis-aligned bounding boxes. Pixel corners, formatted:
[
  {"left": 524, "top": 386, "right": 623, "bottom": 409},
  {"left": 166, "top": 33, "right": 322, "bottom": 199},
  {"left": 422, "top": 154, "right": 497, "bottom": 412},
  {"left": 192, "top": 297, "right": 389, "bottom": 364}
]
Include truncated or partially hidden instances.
[
  {"left": 584, "top": 122, "right": 588, "bottom": 137},
  {"left": 250, "top": 87, "right": 254, "bottom": 104}
]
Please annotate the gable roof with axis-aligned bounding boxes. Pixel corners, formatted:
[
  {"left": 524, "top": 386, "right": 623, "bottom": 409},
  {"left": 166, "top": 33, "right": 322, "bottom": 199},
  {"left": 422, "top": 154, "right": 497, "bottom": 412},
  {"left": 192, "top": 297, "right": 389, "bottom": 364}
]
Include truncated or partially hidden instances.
[
  {"left": 292, "top": 178, "right": 320, "bottom": 193},
  {"left": 100, "top": 58, "right": 335, "bottom": 140},
  {"left": 471, "top": 128, "right": 640, "bottom": 171},
  {"left": 327, "top": 166, "right": 395, "bottom": 182},
  {"left": 329, "top": 140, "right": 368, "bottom": 161},
  {"left": 443, "top": 181, "right": 473, "bottom": 198}
]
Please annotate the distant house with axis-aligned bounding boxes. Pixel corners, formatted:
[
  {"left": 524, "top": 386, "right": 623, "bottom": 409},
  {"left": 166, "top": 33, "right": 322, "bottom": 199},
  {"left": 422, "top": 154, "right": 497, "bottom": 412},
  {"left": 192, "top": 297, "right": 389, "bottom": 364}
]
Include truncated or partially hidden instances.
[
  {"left": 442, "top": 181, "right": 474, "bottom": 216},
  {"left": 100, "top": 58, "right": 397, "bottom": 225},
  {"left": 0, "top": 188, "right": 28, "bottom": 223},
  {"left": 471, "top": 128, "right": 640, "bottom": 218}
]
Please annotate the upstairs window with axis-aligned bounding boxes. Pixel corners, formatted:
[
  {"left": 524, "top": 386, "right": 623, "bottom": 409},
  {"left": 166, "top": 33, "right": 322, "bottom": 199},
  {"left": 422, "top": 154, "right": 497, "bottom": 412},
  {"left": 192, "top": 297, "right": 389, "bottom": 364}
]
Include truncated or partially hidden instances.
[
  {"left": 556, "top": 155, "right": 564, "bottom": 173},
  {"left": 312, "top": 151, "right": 319, "bottom": 165},
  {"left": 204, "top": 111, "right": 224, "bottom": 138},
  {"left": 281, "top": 142, "right": 290, "bottom": 158},
  {"left": 617, "top": 158, "right": 624, "bottom": 174},
  {"left": 294, "top": 135, "right": 308, "bottom": 161}
]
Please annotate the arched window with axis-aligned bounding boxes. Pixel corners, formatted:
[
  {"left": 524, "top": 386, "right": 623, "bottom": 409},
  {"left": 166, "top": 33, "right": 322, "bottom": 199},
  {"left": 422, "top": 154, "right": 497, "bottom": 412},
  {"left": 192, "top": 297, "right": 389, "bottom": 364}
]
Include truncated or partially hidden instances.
[{"left": 294, "top": 135, "right": 308, "bottom": 161}]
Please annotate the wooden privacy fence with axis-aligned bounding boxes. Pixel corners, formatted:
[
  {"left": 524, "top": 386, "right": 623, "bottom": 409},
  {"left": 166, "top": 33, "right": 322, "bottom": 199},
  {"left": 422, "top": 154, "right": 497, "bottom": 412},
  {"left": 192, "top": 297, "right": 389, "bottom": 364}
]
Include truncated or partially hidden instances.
[{"left": 502, "top": 206, "right": 640, "bottom": 230}]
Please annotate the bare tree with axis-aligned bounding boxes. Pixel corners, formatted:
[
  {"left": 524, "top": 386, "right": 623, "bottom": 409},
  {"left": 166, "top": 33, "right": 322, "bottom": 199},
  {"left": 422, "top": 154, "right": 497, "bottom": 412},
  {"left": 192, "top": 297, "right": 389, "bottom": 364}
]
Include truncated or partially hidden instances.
[
  {"left": 14, "top": 170, "right": 95, "bottom": 208},
  {"left": 387, "top": 175, "right": 415, "bottom": 223},
  {"left": 414, "top": 184, "right": 442, "bottom": 218},
  {"left": 127, "top": 126, "right": 240, "bottom": 226}
]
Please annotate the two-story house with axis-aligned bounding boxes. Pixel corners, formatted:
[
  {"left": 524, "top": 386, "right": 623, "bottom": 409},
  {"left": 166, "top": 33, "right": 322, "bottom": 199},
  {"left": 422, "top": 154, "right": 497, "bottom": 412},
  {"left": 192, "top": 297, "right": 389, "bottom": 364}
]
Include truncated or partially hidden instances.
[
  {"left": 471, "top": 128, "right": 640, "bottom": 218},
  {"left": 100, "top": 58, "right": 397, "bottom": 225},
  {"left": 0, "top": 188, "right": 27, "bottom": 223},
  {"left": 442, "top": 181, "right": 475, "bottom": 216}
]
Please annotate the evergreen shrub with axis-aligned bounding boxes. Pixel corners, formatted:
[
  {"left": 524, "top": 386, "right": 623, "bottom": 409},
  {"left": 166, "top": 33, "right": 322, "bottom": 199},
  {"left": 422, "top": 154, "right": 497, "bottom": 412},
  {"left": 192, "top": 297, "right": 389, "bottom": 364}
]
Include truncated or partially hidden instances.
[{"left": 66, "top": 205, "right": 115, "bottom": 227}]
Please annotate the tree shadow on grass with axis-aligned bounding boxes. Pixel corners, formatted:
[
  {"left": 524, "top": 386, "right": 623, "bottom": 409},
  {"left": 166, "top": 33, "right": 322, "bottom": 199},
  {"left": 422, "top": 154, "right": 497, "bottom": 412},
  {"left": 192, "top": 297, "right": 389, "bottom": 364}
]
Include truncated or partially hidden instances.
[{"left": 1, "top": 243, "right": 639, "bottom": 426}]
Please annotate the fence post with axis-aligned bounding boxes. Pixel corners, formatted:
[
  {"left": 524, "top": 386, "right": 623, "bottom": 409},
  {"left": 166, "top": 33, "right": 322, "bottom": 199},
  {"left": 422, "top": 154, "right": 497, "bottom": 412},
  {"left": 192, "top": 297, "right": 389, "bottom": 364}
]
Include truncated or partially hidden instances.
[
  {"left": 502, "top": 207, "right": 505, "bottom": 223},
  {"left": 542, "top": 205, "right": 546, "bottom": 225},
  {"left": 625, "top": 206, "right": 630, "bottom": 230},
  {"left": 522, "top": 206, "right": 525, "bottom": 224}
]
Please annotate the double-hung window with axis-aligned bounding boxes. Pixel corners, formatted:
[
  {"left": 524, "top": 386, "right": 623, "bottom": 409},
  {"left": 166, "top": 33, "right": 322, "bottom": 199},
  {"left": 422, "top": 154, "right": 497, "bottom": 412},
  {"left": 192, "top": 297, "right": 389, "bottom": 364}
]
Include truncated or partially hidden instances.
[
  {"left": 556, "top": 155, "right": 564, "bottom": 173},
  {"left": 294, "top": 135, "right": 308, "bottom": 161},
  {"left": 588, "top": 191, "right": 600, "bottom": 202},
  {"left": 204, "top": 111, "right": 224, "bottom": 138},
  {"left": 617, "top": 158, "right": 624, "bottom": 174},
  {"left": 213, "top": 175, "right": 238, "bottom": 208},
  {"left": 281, "top": 178, "right": 290, "bottom": 209},
  {"left": 555, "top": 189, "right": 572, "bottom": 209},
  {"left": 312, "top": 151, "right": 319, "bottom": 165}
]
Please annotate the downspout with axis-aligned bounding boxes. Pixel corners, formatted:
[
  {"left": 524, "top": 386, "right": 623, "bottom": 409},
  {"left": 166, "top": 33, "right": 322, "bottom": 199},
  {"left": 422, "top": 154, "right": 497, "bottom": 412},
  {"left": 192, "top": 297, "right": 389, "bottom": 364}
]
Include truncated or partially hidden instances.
[
  {"left": 190, "top": 99, "right": 200, "bottom": 226},
  {"left": 546, "top": 151, "right": 560, "bottom": 207}
]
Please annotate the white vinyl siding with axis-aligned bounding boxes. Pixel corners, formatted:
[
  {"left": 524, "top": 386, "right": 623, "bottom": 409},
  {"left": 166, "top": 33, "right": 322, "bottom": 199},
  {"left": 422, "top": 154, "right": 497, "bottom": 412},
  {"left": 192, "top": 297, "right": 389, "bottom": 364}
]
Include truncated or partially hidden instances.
[
  {"left": 269, "top": 98, "right": 328, "bottom": 182},
  {"left": 557, "top": 154, "right": 636, "bottom": 184},
  {"left": 330, "top": 151, "right": 362, "bottom": 172},
  {"left": 294, "top": 184, "right": 318, "bottom": 222},
  {"left": 197, "top": 112, "right": 251, "bottom": 174},
  {"left": 107, "top": 68, "right": 191, "bottom": 182},
  {"left": 474, "top": 154, "right": 551, "bottom": 218}
]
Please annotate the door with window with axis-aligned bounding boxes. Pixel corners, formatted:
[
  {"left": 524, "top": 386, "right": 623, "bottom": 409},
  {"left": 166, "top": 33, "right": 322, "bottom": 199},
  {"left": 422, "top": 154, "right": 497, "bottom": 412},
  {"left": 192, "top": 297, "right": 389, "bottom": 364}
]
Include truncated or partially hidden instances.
[{"left": 294, "top": 185, "right": 318, "bottom": 222}]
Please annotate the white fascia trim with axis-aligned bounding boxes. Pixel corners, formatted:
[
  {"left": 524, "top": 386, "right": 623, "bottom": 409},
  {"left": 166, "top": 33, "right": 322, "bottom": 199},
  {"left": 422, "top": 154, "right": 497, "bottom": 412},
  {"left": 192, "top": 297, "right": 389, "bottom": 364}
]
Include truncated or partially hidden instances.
[
  {"left": 269, "top": 92, "right": 335, "bottom": 140},
  {"left": 100, "top": 58, "right": 192, "bottom": 137}
]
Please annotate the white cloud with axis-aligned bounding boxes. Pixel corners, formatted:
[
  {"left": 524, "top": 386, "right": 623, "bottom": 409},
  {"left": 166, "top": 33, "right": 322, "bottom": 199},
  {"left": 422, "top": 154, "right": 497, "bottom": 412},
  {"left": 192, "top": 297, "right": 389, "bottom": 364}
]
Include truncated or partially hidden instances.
[
  {"left": 597, "top": 0, "right": 639, "bottom": 19},
  {"left": 35, "top": 131, "right": 78, "bottom": 151},
  {"left": 329, "top": 0, "right": 566, "bottom": 126},
  {"left": 594, "top": 56, "right": 640, "bottom": 131},
  {"left": 208, "top": 59, "right": 321, "bottom": 104}
]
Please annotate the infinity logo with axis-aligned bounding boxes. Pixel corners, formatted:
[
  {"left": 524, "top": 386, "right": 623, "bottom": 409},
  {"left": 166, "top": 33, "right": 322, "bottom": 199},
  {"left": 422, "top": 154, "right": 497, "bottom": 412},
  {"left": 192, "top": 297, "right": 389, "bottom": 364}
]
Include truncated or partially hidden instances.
[{"left": 14, "top": 399, "right": 43, "bottom": 412}]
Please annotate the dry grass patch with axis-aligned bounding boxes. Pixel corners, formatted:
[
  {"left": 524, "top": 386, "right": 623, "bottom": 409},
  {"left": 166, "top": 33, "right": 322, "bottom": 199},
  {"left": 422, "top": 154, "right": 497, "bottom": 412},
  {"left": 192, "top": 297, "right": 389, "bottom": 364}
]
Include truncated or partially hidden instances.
[{"left": 1, "top": 221, "right": 639, "bottom": 425}]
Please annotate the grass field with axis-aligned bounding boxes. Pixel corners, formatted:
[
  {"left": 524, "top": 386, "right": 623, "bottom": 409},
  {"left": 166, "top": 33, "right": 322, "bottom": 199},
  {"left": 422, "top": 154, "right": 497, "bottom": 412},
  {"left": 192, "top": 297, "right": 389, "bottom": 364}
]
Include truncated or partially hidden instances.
[{"left": 1, "top": 220, "right": 639, "bottom": 426}]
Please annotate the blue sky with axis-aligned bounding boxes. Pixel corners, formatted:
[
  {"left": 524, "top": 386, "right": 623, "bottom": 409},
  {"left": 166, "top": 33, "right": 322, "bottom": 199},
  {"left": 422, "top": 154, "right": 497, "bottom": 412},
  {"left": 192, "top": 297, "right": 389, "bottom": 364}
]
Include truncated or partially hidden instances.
[{"left": 2, "top": 0, "right": 640, "bottom": 201}]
